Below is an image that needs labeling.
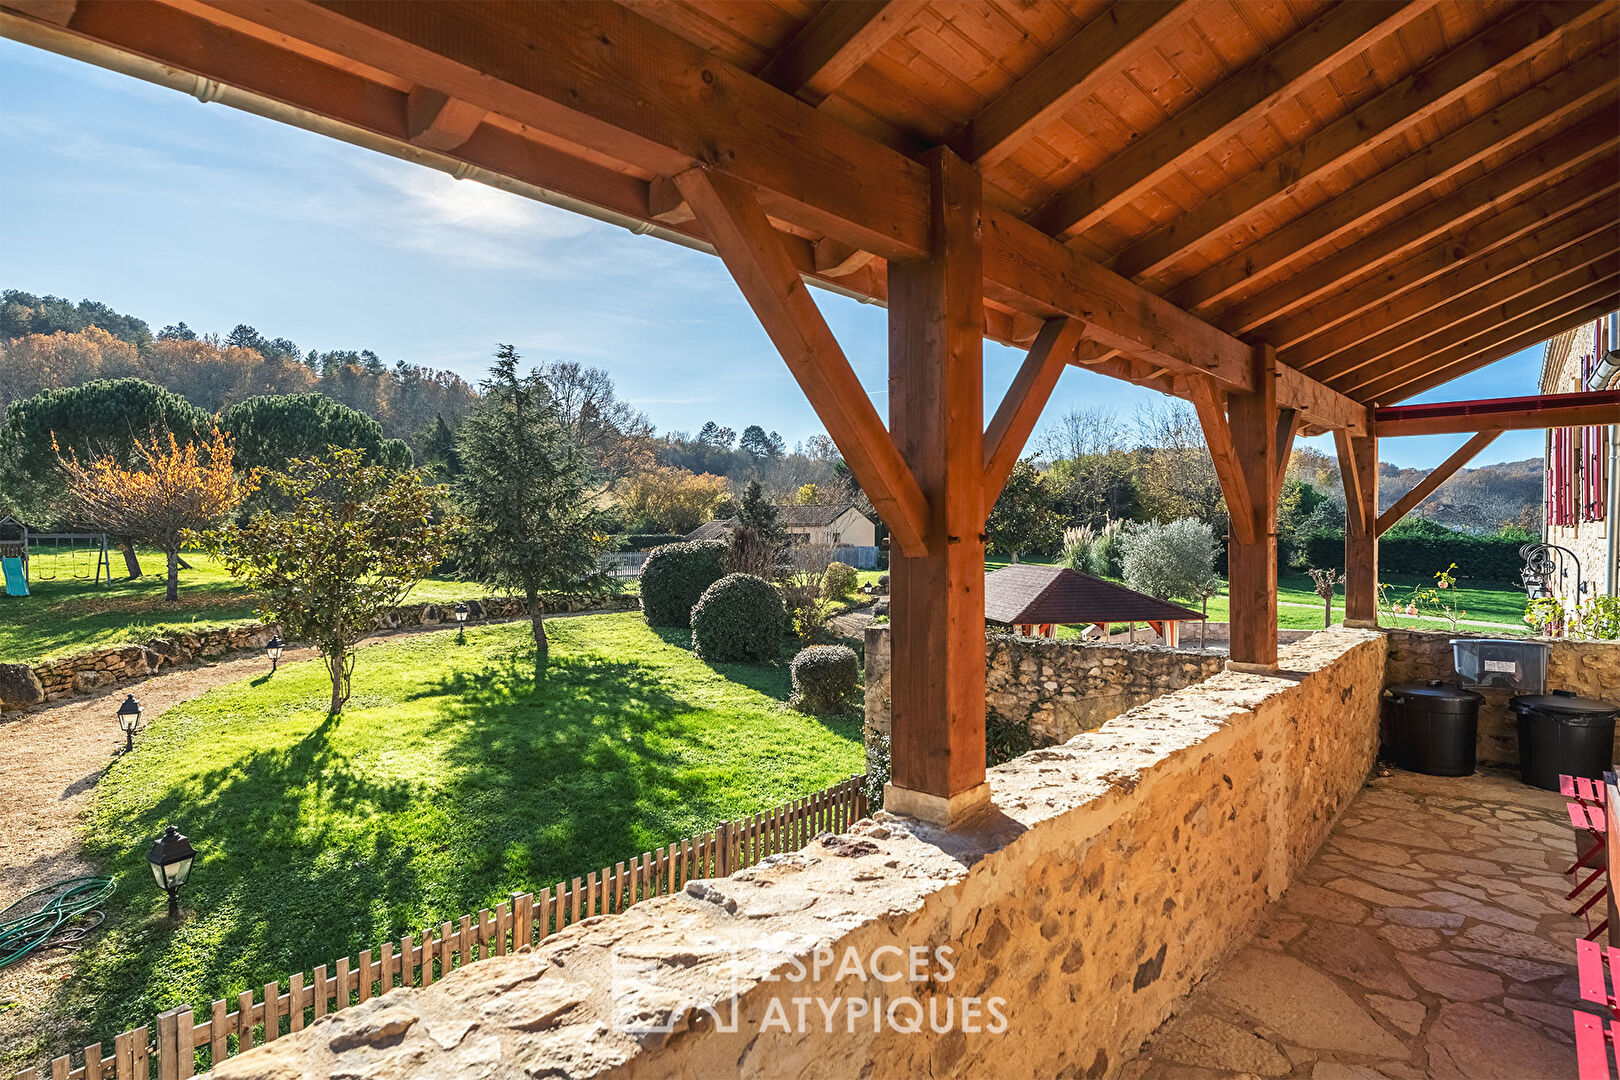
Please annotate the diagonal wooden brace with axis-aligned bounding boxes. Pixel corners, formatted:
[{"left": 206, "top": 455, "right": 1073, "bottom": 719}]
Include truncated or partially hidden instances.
[
  {"left": 982, "top": 315, "right": 1086, "bottom": 516},
  {"left": 674, "top": 166, "right": 930, "bottom": 556}
]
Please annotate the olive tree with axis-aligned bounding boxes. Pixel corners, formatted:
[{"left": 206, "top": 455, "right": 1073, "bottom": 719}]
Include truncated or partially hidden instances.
[
  {"left": 202, "top": 448, "right": 455, "bottom": 713},
  {"left": 1120, "top": 517, "right": 1219, "bottom": 604}
]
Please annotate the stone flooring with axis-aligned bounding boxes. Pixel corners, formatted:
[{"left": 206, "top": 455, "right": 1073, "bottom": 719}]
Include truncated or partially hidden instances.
[{"left": 1125, "top": 768, "right": 1594, "bottom": 1079}]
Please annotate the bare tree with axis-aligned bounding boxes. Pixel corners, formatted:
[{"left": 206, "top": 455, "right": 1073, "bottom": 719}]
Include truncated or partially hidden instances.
[
  {"left": 780, "top": 542, "right": 836, "bottom": 645},
  {"left": 538, "top": 360, "right": 655, "bottom": 487}
]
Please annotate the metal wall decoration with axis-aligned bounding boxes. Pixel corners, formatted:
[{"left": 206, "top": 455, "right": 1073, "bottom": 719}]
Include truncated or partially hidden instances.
[{"left": 1519, "top": 541, "right": 1585, "bottom": 601}]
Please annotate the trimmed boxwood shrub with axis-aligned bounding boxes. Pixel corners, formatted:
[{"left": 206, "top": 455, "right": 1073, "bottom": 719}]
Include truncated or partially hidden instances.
[
  {"left": 790, "top": 644, "right": 859, "bottom": 713},
  {"left": 639, "top": 540, "right": 728, "bottom": 628},
  {"left": 822, "top": 561, "right": 858, "bottom": 599},
  {"left": 691, "top": 573, "right": 785, "bottom": 663}
]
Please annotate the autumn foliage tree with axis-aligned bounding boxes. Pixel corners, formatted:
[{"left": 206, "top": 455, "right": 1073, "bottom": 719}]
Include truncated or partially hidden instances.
[
  {"left": 56, "top": 427, "right": 250, "bottom": 601},
  {"left": 203, "top": 448, "right": 456, "bottom": 714}
]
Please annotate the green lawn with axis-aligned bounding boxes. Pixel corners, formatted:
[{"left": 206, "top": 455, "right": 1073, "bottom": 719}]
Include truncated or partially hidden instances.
[
  {"left": 0, "top": 548, "right": 627, "bottom": 664},
  {"left": 21, "top": 613, "right": 861, "bottom": 1068}
]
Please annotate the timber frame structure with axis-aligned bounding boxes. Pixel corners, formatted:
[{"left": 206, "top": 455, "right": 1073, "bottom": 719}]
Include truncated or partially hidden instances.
[{"left": 5, "top": 0, "right": 1616, "bottom": 825}]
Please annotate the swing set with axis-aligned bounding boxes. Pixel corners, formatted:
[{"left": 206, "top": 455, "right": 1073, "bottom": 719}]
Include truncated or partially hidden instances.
[{"left": 0, "top": 516, "right": 112, "bottom": 596}]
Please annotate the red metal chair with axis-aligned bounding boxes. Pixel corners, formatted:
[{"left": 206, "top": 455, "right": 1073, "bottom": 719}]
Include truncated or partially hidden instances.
[{"left": 1575, "top": 940, "right": 1620, "bottom": 1079}]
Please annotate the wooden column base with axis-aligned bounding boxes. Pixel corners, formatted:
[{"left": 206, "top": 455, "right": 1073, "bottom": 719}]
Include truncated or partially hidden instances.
[
  {"left": 1226, "top": 659, "right": 1281, "bottom": 675},
  {"left": 884, "top": 782, "right": 992, "bottom": 828},
  {"left": 1343, "top": 618, "right": 1380, "bottom": 630}
]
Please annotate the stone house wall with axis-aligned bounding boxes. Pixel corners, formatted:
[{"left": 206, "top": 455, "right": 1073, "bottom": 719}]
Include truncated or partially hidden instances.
[
  {"left": 863, "top": 625, "right": 1223, "bottom": 774},
  {"left": 0, "top": 592, "right": 640, "bottom": 712},
  {"left": 217, "top": 628, "right": 1386, "bottom": 1080},
  {"left": 1383, "top": 627, "right": 1620, "bottom": 766}
]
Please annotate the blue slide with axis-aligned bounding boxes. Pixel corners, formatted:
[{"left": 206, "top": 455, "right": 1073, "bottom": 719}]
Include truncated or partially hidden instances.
[{"left": 2, "top": 556, "right": 26, "bottom": 597}]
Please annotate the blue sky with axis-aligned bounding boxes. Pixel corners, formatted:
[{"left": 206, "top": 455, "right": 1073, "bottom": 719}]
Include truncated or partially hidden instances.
[{"left": 0, "top": 40, "right": 1549, "bottom": 469}]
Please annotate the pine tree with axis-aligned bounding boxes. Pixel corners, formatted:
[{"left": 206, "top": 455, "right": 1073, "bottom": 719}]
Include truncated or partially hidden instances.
[{"left": 454, "top": 345, "right": 608, "bottom": 676}]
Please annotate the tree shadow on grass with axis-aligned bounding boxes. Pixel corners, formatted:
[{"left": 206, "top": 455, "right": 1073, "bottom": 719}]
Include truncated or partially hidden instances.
[{"left": 643, "top": 624, "right": 793, "bottom": 702}]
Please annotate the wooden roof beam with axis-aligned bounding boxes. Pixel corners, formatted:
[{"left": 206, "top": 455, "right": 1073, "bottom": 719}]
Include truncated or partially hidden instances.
[
  {"left": 1300, "top": 228, "right": 1620, "bottom": 384},
  {"left": 757, "top": 0, "right": 922, "bottom": 107},
  {"left": 1374, "top": 430, "right": 1503, "bottom": 537},
  {"left": 1376, "top": 391, "right": 1620, "bottom": 438},
  {"left": 1357, "top": 279, "right": 1620, "bottom": 402},
  {"left": 1271, "top": 167, "right": 1620, "bottom": 359},
  {"left": 1110, "top": 1, "right": 1608, "bottom": 282},
  {"left": 1175, "top": 50, "right": 1620, "bottom": 320},
  {"left": 982, "top": 317, "right": 1087, "bottom": 505},
  {"left": 1336, "top": 260, "right": 1620, "bottom": 396},
  {"left": 1034, "top": 0, "right": 1439, "bottom": 241},
  {"left": 405, "top": 86, "right": 484, "bottom": 151},
  {"left": 1203, "top": 103, "right": 1620, "bottom": 336},
  {"left": 952, "top": 0, "right": 1184, "bottom": 169}
]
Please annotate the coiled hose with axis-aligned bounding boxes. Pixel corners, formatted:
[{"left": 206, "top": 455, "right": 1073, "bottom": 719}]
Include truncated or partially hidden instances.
[{"left": 0, "top": 876, "right": 115, "bottom": 970}]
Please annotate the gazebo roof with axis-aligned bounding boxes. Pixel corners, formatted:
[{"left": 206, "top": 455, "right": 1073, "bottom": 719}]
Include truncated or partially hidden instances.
[{"left": 984, "top": 564, "right": 1203, "bottom": 627}]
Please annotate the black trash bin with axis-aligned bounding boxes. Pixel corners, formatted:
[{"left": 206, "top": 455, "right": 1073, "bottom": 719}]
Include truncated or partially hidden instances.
[
  {"left": 1512, "top": 690, "right": 1620, "bottom": 792},
  {"left": 1387, "top": 681, "right": 1483, "bottom": 777}
]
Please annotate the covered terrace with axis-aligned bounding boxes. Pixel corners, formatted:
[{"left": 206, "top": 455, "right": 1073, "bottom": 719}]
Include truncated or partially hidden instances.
[{"left": 3, "top": 1, "right": 1617, "bottom": 1077}]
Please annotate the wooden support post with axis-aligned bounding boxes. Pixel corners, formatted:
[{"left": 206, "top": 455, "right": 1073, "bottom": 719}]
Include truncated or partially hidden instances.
[
  {"left": 1336, "top": 427, "right": 1379, "bottom": 627},
  {"left": 884, "top": 147, "right": 991, "bottom": 828},
  {"left": 1226, "top": 346, "right": 1282, "bottom": 671}
]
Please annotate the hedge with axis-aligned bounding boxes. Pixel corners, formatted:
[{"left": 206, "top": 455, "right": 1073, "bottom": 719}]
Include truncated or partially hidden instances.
[
  {"left": 1302, "top": 520, "right": 1535, "bottom": 582},
  {"left": 639, "top": 540, "right": 728, "bottom": 627},
  {"left": 691, "top": 573, "right": 785, "bottom": 663}
]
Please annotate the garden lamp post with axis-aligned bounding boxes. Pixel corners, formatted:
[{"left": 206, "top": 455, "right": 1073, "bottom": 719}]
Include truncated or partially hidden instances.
[
  {"left": 454, "top": 601, "right": 469, "bottom": 645},
  {"left": 147, "top": 825, "right": 195, "bottom": 920},
  {"left": 116, "top": 694, "right": 141, "bottom": 753},
  {"left": 265, "top": 634, "right": 284, "bottom": 673}
]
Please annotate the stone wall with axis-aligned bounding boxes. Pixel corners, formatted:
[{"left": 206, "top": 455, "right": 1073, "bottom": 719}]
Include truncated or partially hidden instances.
[
  {"left": 215, "top": 628, "right": 1386, "bottom": 1080},
  {"left": 863, "top": 625, "right": 1223, "bottom": 774},
  {"left": 1383, "top": 628, "right": 1620, "bottom": 766},
  {"left": 0, "top": 592, "right": 641, "bottom": 712}
]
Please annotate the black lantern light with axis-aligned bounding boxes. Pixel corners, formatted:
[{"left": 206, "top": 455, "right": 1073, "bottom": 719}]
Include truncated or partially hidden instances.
[
  {"left": 265, "top": 634, "right": 284, "bottom": 673},
  {"left": 116, "top": 694, "right": 142, "bottom": 752},
  {"left": 453, "top": 602, "right": 469, "bottom": 623},
  {"left": 147, "top": 824, "right": 195, "bottom": 920},
  {"left": 454, "top": 601, "right": 469, "bottom": 645}
]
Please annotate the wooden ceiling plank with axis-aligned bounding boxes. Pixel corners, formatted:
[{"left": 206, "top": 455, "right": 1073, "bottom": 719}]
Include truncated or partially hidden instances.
[
  {"left": 1199, "top": 100, "right": 1620, "bottom": 333},
  {"left": 982, "top": 317, "right": 1088, "bottom": 504},
  {"left": 1174, "top": 48, "right": 1620, "bottom": 320},
  {"left": 757, "top": 0, "right": 922, "bottom": 106},
  {"left": 1352, "top": 276, "right": 1620, "bottom": 401},
  {"left": 1337, "top": 260, "right": 1620, "bottom": 396},
  {"left": 1110, "top": 1, "right": 1608, "bottom": 282},
  {"left": 1374, "top": 429, "right": 1502, "bottom": 536},
  {"left": 1033, "top": 0, "right": 1440, "bottom": 241},
  {"left": 1270, "top": 168, "right": 1620, "bottom": 358},
  {"left": 1379, "top": 294, "right": 1620, "bottom": 403},
  {"left": 1376, "top": 392, "right": 1620, "bottom": 437},
  {"left": 673, "top": 165, "right": 931, "bottom": 555},
  {"left": 1292, "top": 225, "right": 1619, "bottom": 382},
  {"left": 955, "top": 0, "right": 1184, "bottom": 168}
]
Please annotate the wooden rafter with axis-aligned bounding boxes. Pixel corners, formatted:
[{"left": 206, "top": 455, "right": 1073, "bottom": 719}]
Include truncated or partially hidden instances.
[
  {"left": 1176, "top": 52, "right": 1620, "bottom": 319},
  {"left": 1308, "top": 234, "right": 1620, "bottom": 385},
  {"left": 404, "top": 86, "right": 484, "bottom": 151},
  {"left": 1109, "top": 1, "right": 1607, "bottom": 282},
  {"left": 1376, "top": 391, "right": 1620, "bottom": 438},
  {"left": 982, "top": 317, "right": 1086, "bottom": 509},
  {"left": 1375, "top": 430, "right": 1503, "bottom": 537},
  {"left": 1366, "top": 287, "right": 1620, "bottom": 403},
  {"left": 1214, "top": 111, "right": 1620, "bottom": 337},
  {"left": 952, "top": 0, "right": 1183, "bottom": 169},
  {"left": 1034, "top": 0, "right": 1438, "bottom": 241},
  {"left": 1340, "top": 261, "right": 1620, "bottom": 397},
  {"left": 1275, "top": 172, "right": 1620, "bottom": 362},
  {"left": 757, "top": 0, "right": 920, "bottom": 107},
  {"left": 672, "top": 167, "right": 930, "bottom": 556}
]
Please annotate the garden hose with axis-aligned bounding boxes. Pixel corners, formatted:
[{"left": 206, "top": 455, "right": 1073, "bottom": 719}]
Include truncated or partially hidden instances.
[{"left": 0, "top": 876, "right": 115, "bottom": 970}]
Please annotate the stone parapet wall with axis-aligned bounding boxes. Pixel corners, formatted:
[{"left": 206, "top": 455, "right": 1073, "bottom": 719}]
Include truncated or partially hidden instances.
[
  {"left": 0, "top": 592, "right": 641, "bottom": 712},
  {"left": 864, "top": 625, "right": 1223, "bottom": 773},
  {"left": 1383, "top": 628, "right": 1620, "bottom": 766},
  {"left": 215, "top": 628, "right": 1385, "bottom": 1080}
]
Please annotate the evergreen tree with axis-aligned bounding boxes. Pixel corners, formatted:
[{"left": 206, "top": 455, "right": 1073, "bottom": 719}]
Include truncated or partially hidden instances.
[
  {"left": 454, "top": 345, "right": 608, "bottom": 676},
  {"left": 419, "top": 414, "right": 462, "bottom": 479}
]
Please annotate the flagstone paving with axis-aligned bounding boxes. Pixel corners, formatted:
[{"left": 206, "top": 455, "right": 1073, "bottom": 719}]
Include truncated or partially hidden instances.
[{"left": 1124, "top": 768, "right": 1591, "bottom": 1079}]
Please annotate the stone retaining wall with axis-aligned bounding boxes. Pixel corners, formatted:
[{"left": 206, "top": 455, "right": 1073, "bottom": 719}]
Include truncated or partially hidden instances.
[
  {"left": 0, "top": 592, "right": 640, "bottom": 712},
  {"left": 863, "top": 625, "right": 1223, "bottom": 775},
  {"left": 214, "top": 628, "right": 1386, "bottom": 1080},
  {"left": 1382, "top": 628, "right": 1620, "bottom": 766}
]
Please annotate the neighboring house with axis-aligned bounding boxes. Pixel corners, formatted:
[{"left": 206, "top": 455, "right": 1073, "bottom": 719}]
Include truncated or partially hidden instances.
[
  {"left": 1539, "top": 312, "right": 1619, "bottom": 604},
  {"left": 681, "top": 503, "right": 881, "bottom": 566}
]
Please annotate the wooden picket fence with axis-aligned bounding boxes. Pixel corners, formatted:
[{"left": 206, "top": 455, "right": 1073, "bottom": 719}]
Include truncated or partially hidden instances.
[{"left": 18, "top": 774, "right": 869, "bottom": 1080}]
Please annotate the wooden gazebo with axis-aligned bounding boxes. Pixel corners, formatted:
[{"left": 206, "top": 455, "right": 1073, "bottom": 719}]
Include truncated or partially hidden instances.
[
  {"left": 5, "top": 0, "right": 1615, "bottom": 826},
  {"left": 984, "top": 563, "right": 1203, "bottom": 645}
]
